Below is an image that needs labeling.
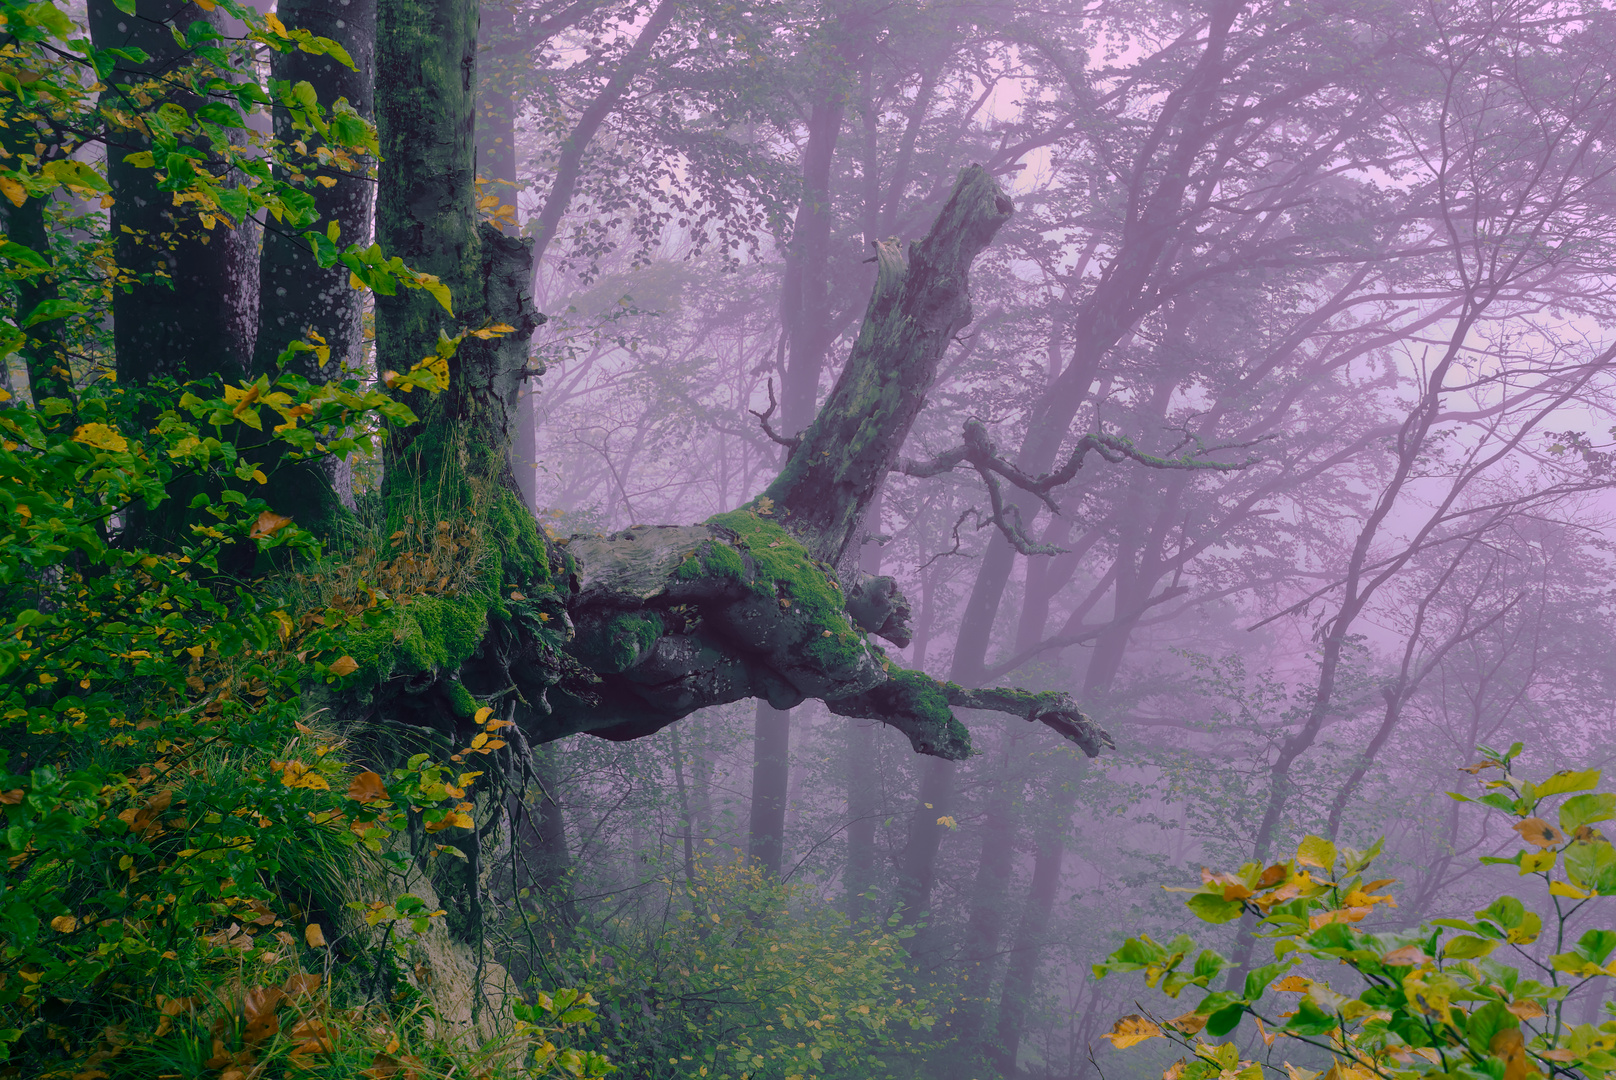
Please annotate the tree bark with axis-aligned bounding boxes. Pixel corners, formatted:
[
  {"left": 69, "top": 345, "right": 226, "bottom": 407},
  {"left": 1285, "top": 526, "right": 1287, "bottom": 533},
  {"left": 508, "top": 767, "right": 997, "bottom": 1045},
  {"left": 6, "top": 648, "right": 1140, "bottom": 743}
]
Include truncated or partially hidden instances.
[
  {"left": 89, "top": 0, "right": 260, "bottom": 386},
  {"left": 251, "top": 0, "right": 377, "bottom": 521}
]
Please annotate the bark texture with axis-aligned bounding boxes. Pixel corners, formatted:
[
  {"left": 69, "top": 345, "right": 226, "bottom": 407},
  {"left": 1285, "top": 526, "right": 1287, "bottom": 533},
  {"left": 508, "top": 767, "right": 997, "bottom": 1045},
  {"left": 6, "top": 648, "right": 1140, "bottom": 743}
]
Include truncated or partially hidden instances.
[
  {"left": 764, "top": 165, "right": 1015, "bottom": 574},
  {"left": 89, "top": 0, "right": 259, "bottom": 385}
]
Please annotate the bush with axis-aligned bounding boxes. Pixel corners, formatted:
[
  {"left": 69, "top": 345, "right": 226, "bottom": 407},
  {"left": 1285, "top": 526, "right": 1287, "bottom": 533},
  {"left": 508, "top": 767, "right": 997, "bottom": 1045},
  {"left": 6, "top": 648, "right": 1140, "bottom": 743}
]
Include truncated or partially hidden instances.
[
  {"left": 1095, "top": 742, "right": 1616, "bottom": 1080},
  {"left": 536, "top": 859, "right": 936, "bottom": 1080}
]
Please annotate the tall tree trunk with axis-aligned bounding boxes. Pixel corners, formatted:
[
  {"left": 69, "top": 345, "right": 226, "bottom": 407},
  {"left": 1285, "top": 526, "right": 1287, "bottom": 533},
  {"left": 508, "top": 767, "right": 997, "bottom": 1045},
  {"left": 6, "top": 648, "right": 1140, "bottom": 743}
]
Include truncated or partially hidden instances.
[
  {"left": 251, "top": 0, "right": 377, "bottom": 520},
  {"left": 747, "top": 702, "right": 791, "bottom": 877},
  {"left": 747, "top": 13, "right": 862, "bottom": 877},
  {"left": 845, "top": 490, "right": 886, "bottom": 919},
  {"left": 89, "top": 0, "right": 260, "bottom": 386},
  {"left": 1, "top": 189, "right": 71, "bottom": 403}
]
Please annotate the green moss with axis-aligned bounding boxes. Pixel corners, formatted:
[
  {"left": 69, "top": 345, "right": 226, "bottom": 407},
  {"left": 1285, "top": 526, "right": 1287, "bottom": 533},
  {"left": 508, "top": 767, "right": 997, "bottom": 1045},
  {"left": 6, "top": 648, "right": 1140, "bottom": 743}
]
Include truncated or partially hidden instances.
[
  {"left": 888, "top": 669, "right": 973, "bottom": 754},
  {"left": 445, "top": 680, "right": 478, "bottom": 718},
  {"left": 572, "top": 611, "right": 665, "bottom": 673},
  {"left": 706, "top": 510, "right": 866, "bottom": 670},
  {"left": 676, "top": 537, "right": 746, "bottom": 582},
  {"left": 889, "top": 669, "right": 954, "bottom": 724}
]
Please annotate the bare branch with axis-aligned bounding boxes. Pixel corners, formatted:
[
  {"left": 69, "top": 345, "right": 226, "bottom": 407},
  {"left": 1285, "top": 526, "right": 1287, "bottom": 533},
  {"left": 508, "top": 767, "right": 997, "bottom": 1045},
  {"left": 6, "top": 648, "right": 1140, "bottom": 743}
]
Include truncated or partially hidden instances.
[{"left": 749, "top": 378, "right": 801, "bottom": 452}]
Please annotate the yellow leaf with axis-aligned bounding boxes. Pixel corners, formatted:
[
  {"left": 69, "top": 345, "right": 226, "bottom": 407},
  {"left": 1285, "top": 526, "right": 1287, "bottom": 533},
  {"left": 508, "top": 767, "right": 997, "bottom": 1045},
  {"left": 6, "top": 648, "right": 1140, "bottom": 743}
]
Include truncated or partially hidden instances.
[
  {"left": 50, "top": 915, "right": 78, "bottom": 933},
  {"left": 71, "top": 422, "right": 128, "bottom": 452},
  {"left": 1168, "top": 1011, "right": 1207, "bottom": 1035},
  {"left": 263, "top": 11, "right": 288, "bottom": 35},
  {"left": 1273, "top": 975, "right": 1311, "bottom": 992},
  {"left": 1102, "top": 1015, "right": 1163, "bottom": 1049},
  {"left": 474, "top": 706, "right": 494, "bottom": 725},
  {"left": 304, "top": 923, "right": 326, "bottom": 947},
  {"left": 1514, "top": 817, "right": 1565, "bottom": 849},
  {"left": 315, "top": 175, "right": 336, "bottom": 187},
  {"left": 1296, "top": 835, "right": 1337, "bottom": 869},
  {"left": 0, "top": 176, "right": 25, "bottom": 207},
  {"left": 1550, "top": 880, "right": 1593, "bottom": 899},
  {"left": 329, "top": 655, "right": 358, "bottom": 677},
  {"left": 1381, "top": 945, "right": 1429, "bottom": 966},
  {"left": 936, "top": 815, "right": 958, "bottom": 830}
]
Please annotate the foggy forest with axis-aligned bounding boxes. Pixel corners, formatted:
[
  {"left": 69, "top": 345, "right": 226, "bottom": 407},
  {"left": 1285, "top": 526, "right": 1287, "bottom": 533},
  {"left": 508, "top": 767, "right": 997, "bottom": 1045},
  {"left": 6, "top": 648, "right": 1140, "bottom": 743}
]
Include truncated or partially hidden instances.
[{"left": 4, "top": 0, "right": 1616, "bottom": 1078}]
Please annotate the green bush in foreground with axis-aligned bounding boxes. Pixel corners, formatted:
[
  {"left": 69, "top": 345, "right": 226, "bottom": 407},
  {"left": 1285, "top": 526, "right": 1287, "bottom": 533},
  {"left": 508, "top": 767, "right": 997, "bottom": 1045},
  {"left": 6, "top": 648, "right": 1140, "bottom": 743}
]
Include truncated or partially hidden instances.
[{"left": 1097, "top": 743, "right": 1616, "bottom": 1080}]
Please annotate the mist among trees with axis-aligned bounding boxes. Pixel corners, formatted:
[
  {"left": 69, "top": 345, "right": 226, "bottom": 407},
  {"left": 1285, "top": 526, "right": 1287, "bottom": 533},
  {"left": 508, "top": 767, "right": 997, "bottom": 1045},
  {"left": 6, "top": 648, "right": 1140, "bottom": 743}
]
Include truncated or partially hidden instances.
[{"left": 3, "top": 0, "right": 1616, "bottom": 1077}]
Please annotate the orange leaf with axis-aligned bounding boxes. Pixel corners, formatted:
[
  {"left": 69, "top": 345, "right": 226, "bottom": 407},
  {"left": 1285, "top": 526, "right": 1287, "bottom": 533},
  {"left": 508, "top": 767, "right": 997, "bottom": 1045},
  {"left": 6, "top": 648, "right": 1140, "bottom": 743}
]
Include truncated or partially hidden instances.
[
  {"left": 304, "top": 923, "right": 327, "bottom": 948},
  {"left": 346, "top": 770, "right": 388, "bottom": 801},
  {"left": 282, "top": 972, "right": 322, "bottom": 998},
  {"left": 1507, "top": 1000, "right": 1546, "bottom": 1021},
  {"left": 1513, "top": 818, "right": 1565, "bottom": 849},
  {"left": 0, "top": 789, "right": 22, "bottom": 804},
  {"left": 1168, "top": 1011, "right": 1207, "bottom": 1035},
  {"left": 1273, "top": 975, "right": 1311, "bottom": 992},
  {"left": 50, "top": 915, "right": 78, "bottom": 933},
  {"left": 329, "top": 655, "right": 359, "bottom": 677},
  {"left": 251, "top": 511, "right": 294, "bottom": 539},
  {"left": 1382, "top": 945, "right": 1429, "bottom": 966},
  {"left": 1489, "top": 1026, "right": 1539, "bottom": 1080}
]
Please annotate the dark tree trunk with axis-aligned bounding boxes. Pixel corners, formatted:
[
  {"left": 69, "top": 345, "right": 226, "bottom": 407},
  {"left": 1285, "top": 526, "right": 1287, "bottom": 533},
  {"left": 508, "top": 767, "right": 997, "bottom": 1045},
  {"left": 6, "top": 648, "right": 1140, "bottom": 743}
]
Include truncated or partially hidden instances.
[
  {"left": 89, "top": 0, "right": 259, "bottom": 386},
  {"left": 2, "top": 190, "right": 71, "bottom": 402},
  {"left": 252, "top": 0, "right": 376, "bottom": 378},
  {"left": 251, "top": 0, "right": 377, "bottom": 522}
]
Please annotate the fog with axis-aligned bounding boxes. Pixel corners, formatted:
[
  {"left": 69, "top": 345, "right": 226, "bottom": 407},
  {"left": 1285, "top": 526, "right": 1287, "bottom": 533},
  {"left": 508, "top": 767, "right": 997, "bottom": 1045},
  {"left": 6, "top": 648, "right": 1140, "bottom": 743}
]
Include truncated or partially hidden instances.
[{"left": 488, "top": 0, "right": 1616, "bottom": 1075}]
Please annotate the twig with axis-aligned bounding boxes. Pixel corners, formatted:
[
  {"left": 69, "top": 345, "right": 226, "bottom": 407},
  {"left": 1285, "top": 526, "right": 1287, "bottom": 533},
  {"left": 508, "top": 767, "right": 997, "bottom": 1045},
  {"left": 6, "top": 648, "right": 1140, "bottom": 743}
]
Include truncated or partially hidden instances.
[{"left": 749, "top": 378, "right": 800, "bottom": 451}]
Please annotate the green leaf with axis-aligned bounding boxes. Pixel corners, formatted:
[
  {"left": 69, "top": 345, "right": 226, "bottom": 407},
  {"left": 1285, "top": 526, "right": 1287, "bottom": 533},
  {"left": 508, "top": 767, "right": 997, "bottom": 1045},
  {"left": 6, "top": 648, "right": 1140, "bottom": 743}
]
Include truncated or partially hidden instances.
[
  {"left": 1284, "top": 998, "right": 1338, "bottom": 1036},
  {"left": 1576, "top": 929, "right": 1616, "bottom": 966},
  {"left": 1506, "top": 911, "right": 1542, "bottom": 945},
  {"left": 1565, "top": 841, "right": 1616, "bottom": 890},
  {"left": 0, "top": 241, "right": 50, "bottom": 270},
  {"left": 1477, "top": 896, "right": 1526, "bottom": 929},
  {"left": 1186, "top": 892, "right": 1246, "bottom": 924},
  {"left": 1465, "top": 1000, "right": 1517, "bottom": 1060},
  {"left": 1205, "top": 1003, "right": 1245, "bottom": 1037},
  {"left": 1193, "top": 950, "right": 1227, "bottom": 982},
  {"left": 1442, "top": 935, "right": 1499, "bottom": 959},
  {"left": 22, "top": 299, "right": 89, "bottom": 327},
  {"left": 1243, "top": 960, "right": 1291, "bottom": 1002},
  {"left": 1535, "top": 770, "right": 1601, "bottom": 798},
  {"left": 1562, "top": 793, "right": 1616, "bottom": 833}
]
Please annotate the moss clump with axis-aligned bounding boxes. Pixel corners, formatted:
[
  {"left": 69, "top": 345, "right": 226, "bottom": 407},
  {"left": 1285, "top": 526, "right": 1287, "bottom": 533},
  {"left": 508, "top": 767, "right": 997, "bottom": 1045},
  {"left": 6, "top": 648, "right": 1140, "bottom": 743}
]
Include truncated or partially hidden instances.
[
  {"left": 444, "top": 679, "right": 478, "bottom": 718},
  {"left": 344, "top": 594, "right": 491, "bottom": 683},
  {"left": 706, "top": 510, "right": 865, "bottom": 670},
  {"left": 888, "top": 669, "right": 959, "bottom": 730},
  {"left": 675, "top": 537, "right": 746, "bottom": 582},
  {"left": 573, "top": 611, "right": 665, "bottom": 673}
]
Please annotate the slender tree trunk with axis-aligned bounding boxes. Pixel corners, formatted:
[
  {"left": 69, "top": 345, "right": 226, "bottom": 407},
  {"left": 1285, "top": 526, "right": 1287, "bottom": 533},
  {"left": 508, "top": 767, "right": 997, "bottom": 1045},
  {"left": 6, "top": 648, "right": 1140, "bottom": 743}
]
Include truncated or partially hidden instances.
[
  {"left": 1, "top": 188, "right": 71, "bottom": 402},
  {"left": 747, "top": 702, "right": 791, "bottom": 877},
  {"left": 846, "top": 491, "right": 886, "bottom": 919}
]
